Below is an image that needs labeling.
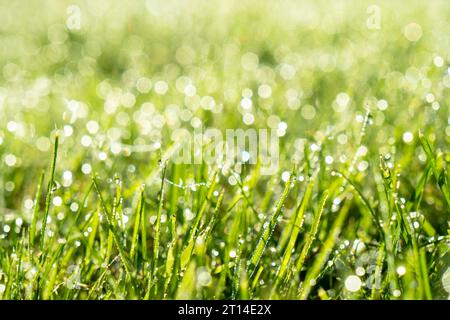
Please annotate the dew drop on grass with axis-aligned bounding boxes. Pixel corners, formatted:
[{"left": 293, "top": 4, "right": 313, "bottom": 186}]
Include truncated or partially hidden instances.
[
  {"left": 377, "top": 99, "right": 388, "bottom": 111},
  {"left": 4, "top": 154, "right": 17, "bottom": 167},
  {"left": 81, "top": 135, "right": 92, "bottom": 147},
  {"left": 196, "top": 236, "right": 204, "bottom": 246},
  {"left": 345, "top": 275, "right": 362, "bottom": 292},
  {"left": 402, "top": 131, "right": 414, "bottom": 143},
  {"left": 281, "top": 171, "right": 290, "bottom": 182},
  {"left": 325, "top": 155, "right": 334, "bottom": 164},
  {"left": 15, "top": 218, "right": 23, "bottom": 227},
  {"left": 5, "top": 181, "right": 15, "bottom": 192},
  {"left": 357, "top": 161, "right": 369, "bottom": 172},
  {"left": 310, "top": 143, "right": 320, "bottom": 151},
  {"left": 240, "top": 97, "right": 252, "bottom": 110},
  {"left": 184, "top": 209, "right": 194, "bottom": 221},
  {"left": 356, "top": 267, "right": 365, "bottom": 276}
]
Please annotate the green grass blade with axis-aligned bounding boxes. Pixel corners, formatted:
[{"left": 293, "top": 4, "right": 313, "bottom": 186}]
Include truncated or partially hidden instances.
[{"left": 130, "top": 186, "right": 144, "bottom": 261}]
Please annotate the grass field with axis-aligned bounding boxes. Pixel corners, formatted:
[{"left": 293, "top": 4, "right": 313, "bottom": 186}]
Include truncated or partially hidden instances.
[{"left": 0, "top": 0, "right": 449, "bottom": 300}]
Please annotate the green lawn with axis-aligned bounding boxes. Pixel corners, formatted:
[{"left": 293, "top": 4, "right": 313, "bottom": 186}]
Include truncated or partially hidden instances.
[{"left": 0, "top": 0, "right": 449, "bottom": 299}]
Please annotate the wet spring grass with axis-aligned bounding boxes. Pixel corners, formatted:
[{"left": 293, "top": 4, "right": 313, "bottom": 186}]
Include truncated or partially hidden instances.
[{"left": 0, "top": 0, "right": 449, "bottom": 300}]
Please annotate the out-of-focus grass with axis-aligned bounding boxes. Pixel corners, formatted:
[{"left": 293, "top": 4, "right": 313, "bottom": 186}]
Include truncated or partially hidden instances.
[{"left": 0, "top": 0, "right": 449, "bottom": 299}]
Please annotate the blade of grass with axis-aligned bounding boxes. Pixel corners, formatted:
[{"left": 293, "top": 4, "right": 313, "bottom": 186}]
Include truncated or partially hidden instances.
[
  {"left": 273, "top": 176, "right": 317, "bottom": 290},
  {"left": 92, "top": 176, "right": 135, "bottom": 280},
  {"left": 151, "top": 163, "right": 167, "bottom": 296},
  {"left": 247, "top": 164, "right": 296, "bottom": 278},
  {"left": 298, "top": 196, "right": 350, "bottom": 299},
  {"left": 130, "top": 186, "right": 144, "bottom": 261},
  {"left": 29, "top": 170, "right": 45, "bottom": 246},
  {"left": 40, "top": 133, "right": 59, "bottom": 251},
  {"left": 180, "top": 170, "right": 218, "bottom": 269}
]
